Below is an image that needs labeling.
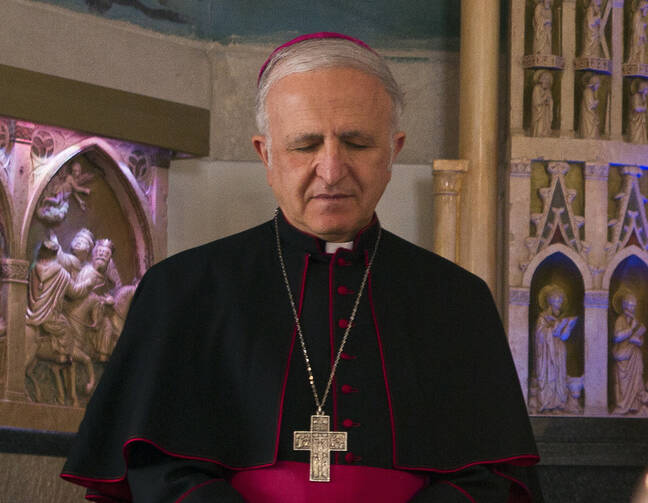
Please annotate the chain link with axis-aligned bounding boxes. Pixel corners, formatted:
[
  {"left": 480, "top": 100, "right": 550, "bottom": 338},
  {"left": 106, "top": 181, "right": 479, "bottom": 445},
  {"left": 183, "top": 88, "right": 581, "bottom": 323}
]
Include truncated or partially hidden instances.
[{"left": 273, "top": 210, "right": 381, "bottom": 416}]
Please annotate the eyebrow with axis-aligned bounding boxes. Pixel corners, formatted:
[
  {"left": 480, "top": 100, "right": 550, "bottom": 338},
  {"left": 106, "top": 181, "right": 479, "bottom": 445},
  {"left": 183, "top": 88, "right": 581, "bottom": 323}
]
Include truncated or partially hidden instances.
[{"left": 287, "top": 131, "right": 376, "bottom": 147}]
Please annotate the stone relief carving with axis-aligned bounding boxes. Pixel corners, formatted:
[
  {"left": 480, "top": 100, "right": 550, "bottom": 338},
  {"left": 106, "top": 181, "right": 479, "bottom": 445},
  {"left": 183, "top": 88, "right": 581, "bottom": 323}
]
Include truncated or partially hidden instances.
[
  {"left": 25, "top": 232, "right": 136, "bottom": 406},
  {"left": 611, "top": 289, "right": 648, "bottom": 414},
  {"left": 606, "top": 166, "right": 648, "bottom": 257},
  {"left": 628, "top": 0, "right": 648, "bottom": 65},
  {"left": 525, "top": 162, "right": 587, "bottom": 266},
  {"left": 36, "top": 161, "right": 93, "bottom": 225},
  {"left": 533, "top": 0, "right": 554, "bottom": 55},
  {"left": 580, "top": 73, "right": 602, "bottom": 138},
  {"left": 529, "top": 284, "right": 582, "bottom": 414},
  {"left": 531, "top": 70, "right": 554, "bottom": 137},
  {"left": 629, "top": 79, "right": 648, "bottom": 143},
  {"left": 582, "top": 0, "right": 603, "bottom": 58}
]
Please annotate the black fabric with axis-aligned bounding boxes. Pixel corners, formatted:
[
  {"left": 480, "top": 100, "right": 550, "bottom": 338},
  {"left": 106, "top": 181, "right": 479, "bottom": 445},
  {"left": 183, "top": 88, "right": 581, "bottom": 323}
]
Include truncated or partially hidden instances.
[{"left": 62, "top": 212, "right": 539, "bottom": 499}]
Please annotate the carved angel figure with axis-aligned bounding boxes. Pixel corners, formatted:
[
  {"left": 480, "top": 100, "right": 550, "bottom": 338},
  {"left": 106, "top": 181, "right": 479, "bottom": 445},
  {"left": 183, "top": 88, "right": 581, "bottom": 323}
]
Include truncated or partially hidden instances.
[
  {"left": 581, "top": 0, "right": 603, "bottom": 58},
  {"left": 533, "top": 0, "right": 553, "bottom": 55},
  {"left": 532, "top": 285, "right": 578, "bottom": 413},
  {"left": 37, "top": 161, "right": 93, "bottom": 225},
  {"left": 580, "top": 74, "right": 601, "bottom": 138},
  {"left": 629, "top": 79, "right": 648, "bottom": 143},
  {"left": 531, "top": 70, "right": 554, "bottom": 137},
  {"left": 612, "top": 290, "right": 648, "bottom": 414},
  {"left": 628, "top": 0, "right": 648, "bottom": 64}
]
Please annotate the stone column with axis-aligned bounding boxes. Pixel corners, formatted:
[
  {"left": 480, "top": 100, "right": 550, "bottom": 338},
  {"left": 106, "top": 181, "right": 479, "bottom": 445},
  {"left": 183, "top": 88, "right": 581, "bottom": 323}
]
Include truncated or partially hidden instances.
[
  {"left": 458, "top": 0, "right": 500, "bottom": 292},
  {"left": 431, "top": 160, "right": 469, "bottom": 262},
  {"left": 584, "top": 290, "right": 609, "bottom": 414},
  {"left": 584, "top": 163, "right": 609, "bottom": 289},
  {"left": 509, "top": 0, "right": 526, "bottom": 134},
  {"left": 1, "top": 259, "right": 29, "bottom": 401},
  {"left": 508, "top": 287, "right": 531, "bottom": 401},
  {"left": 508, "top": 159, "right": 532, "bottom": 288},
  {"left": 610, "top": 1, "right": 624, "bottom": 140},
  {"left": 561, "top": 0, "right": 577, "bottom": 136}
]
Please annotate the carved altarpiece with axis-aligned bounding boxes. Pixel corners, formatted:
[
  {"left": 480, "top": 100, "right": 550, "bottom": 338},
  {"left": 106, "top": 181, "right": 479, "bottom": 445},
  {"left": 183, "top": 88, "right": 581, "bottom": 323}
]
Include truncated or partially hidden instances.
[
  {"left": 0, "top": 115, "right": 169, "bottom": 431},
  {"left": 509, "top": 0, "right": 648, "bottom": 418}
]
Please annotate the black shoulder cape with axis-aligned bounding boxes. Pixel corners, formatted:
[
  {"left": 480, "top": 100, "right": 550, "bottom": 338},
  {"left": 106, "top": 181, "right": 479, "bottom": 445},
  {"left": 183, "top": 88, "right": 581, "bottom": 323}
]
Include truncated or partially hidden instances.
[{"left": 62, "top": 217, "right": 539, "bottom": 497}]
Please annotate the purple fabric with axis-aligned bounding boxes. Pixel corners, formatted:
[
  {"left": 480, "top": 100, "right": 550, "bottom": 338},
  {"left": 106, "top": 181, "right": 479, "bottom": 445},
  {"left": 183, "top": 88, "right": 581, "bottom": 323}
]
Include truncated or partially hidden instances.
[
  {"left": 230, "top": 461, "right": 427, "bottom": 503},
  {"left": 257, "top": 32, "right": 375, "bottom": 85}
]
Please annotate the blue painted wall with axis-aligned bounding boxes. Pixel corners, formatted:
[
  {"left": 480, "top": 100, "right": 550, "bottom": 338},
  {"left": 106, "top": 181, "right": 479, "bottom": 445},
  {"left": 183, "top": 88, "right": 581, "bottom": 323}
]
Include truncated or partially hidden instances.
[{"left": 34, "top": 0, "right": 460, "bottom": 49}]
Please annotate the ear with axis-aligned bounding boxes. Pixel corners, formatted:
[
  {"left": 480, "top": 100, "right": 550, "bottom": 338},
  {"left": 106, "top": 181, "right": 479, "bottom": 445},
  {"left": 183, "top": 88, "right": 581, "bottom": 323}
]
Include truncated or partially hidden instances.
[
  {"left": 391, "top": 132, "right": 406, "bottom": 163},
  {"left": 252, "top": 135, "right": 272, "bottom": 185}
]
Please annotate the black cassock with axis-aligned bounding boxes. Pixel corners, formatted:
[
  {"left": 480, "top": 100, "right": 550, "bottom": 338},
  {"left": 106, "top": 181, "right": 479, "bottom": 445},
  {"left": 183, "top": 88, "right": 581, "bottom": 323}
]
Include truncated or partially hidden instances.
[{"left": 62, "top": 212, "right": 542, "bottom": 502}]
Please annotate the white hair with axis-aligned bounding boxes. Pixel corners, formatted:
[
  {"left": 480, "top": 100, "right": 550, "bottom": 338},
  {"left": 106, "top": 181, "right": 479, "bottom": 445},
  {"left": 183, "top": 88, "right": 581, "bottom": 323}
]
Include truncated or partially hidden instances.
[{"left": 255, "top": 38, "right": 405, "bottom": 136}]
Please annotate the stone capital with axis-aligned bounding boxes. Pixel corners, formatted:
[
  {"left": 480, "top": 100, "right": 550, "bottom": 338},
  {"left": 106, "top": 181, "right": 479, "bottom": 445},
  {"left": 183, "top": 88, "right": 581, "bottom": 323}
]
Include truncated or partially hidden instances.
[
  {"left": 621, "top": 165, "right": 643, "bottom": 177},
  {"left": 0, "top": 258, "right": 29, "bottom": 284},
  {"left": 510, "top": 159, "right": 532, "bottom": 177},
  {"left": 509, "top": 287, "right": 530, "bottom": 306},
  {"left": 432, "top": 159, "right": 469, "bottom": 195},
  {"left": 584, "top": 290, "right": 609, "bottom": 309},
  {"left": 584, "top": 162, "right": 609, "bottom": 181}
]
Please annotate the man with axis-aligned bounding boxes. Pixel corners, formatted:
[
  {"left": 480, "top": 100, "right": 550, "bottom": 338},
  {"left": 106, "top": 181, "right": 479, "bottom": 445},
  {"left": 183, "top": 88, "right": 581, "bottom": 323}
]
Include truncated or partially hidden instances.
[{"left": 62, "top": 33, "right": 540, "bottom": 502}]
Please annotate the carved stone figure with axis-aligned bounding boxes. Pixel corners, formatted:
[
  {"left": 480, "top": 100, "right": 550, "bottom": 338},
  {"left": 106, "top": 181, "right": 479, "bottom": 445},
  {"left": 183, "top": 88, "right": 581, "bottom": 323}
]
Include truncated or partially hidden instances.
[
  {"left": 25, "top": 239, "right": 101, "bottom": 405},
  {"left": 581, "top": 0, "right": 603, "bottom": 58},
  {"left": 65, "top": 239, "right": 120, "bottom": 363},
  {"left": 531, "top": 70, "right": 554, "bottom": 137},
  {"left": 629, "top": 79, "right": 648, "bottom": 143},
  {"left": 580, "top": 74, "right": 601, "bottom": 138},
  {"left": 36, "top": 161, "right": 93, "bottom": 225},
  {"left": 533, "top": 0, "right": 553, "bottom": 55},
  {"left": 53, "top": 228, "right": 95, "bottom": 278},
  {"left": 612, "top": 290, "right": 648, "bottom": 414},
  {"left": 628, "top": 0, "right": 648, "bottom": 64},
  {"left": 532, "top": 285, "right": 578, "bottom": 413}
]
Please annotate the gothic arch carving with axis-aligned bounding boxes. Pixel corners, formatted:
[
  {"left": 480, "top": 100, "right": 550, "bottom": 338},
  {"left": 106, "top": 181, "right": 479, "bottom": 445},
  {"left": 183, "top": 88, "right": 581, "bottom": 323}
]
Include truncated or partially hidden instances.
[
  {"left": 19, "top": 138, "right": 156, "bottom": 274},
  {"left": 522, "top": 243, "right": 593, "bottom": 289},
  {"left": 602, "top": 245, "right": 648, "bottom": 290}
]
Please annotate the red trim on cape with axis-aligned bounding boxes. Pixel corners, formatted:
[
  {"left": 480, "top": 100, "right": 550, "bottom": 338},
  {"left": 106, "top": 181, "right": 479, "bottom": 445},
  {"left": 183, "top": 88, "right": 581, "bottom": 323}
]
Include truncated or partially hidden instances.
[
  {"left": 493, "top": 466, "right": 534, "bottom": 503},
  {"left": 440, "top": 480, "right": 476, "bottom": 502},
  {"left": 176, "top": 479, "right": 222, "bottom": 503}
]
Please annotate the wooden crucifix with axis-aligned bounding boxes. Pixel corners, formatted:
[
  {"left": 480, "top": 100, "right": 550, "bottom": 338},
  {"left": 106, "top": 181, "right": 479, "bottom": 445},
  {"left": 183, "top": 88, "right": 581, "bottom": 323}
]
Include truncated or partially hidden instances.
[{"left": 293, "top": 414, "right": 347, "bottom": 482}]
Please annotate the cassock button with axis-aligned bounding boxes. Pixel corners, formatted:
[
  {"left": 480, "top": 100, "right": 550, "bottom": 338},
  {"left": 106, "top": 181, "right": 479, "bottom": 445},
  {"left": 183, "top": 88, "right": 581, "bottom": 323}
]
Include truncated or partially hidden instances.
[
  {"left": 341, "top": 384, "right": 358, "bottom": 394},
  {"left": 337, "top": 285, "right": 354, "bottom": 295},
  {"left": 340, "top": 352, "right": 357, "bottom": 361},
  {"left": 344, "top": 452, "right": 362, "bottom": 464},
  {"left": 337, "top": 258, "right": 352, "bottom": 266},
  {"left": 338, "top": 319, "right": 350, "bottom": 329},
  {"left": 342, "top": 418, "right": 360, "bottom": 428}
]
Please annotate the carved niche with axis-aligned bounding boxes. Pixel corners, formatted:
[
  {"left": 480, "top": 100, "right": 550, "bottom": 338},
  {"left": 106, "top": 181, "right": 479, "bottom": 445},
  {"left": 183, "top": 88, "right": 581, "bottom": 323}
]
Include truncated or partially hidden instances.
[{"left": 0, "top": 115, "right": 169, "bottom": 429}]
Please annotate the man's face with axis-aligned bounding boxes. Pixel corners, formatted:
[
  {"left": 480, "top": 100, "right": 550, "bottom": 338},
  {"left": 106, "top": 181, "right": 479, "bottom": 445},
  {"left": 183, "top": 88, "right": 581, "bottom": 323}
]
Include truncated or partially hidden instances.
[
  {"left": 92, "top": 245, "right": 112, "bottom": 270},
  {"left": 253, "top": 67, "right": 405, "bottom": 242},
  {"left": 548, "top": 293, "right": 563, "bottom": 314},
  {"left": 71, "top": 236, "right": 90, "bottom": 256},
  {"left": 623, "top": 296, "right": 637, "bottom": 317}
]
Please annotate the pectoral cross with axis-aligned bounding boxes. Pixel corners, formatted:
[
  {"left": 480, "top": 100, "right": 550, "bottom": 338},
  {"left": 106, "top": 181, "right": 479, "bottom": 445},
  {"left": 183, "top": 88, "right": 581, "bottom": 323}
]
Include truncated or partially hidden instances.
[{"left": 293, "top": 414, "right": 347, "bottom": 482}]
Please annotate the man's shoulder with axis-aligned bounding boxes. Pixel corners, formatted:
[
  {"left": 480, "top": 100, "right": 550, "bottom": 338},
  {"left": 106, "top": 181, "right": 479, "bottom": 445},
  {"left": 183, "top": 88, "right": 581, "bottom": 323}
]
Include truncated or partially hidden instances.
[
  {"left": 380, "top": 229, "right": 487, "bottom": 289},
  {"left": 146, "top": 220, "right": 272, "bottom": 277}
]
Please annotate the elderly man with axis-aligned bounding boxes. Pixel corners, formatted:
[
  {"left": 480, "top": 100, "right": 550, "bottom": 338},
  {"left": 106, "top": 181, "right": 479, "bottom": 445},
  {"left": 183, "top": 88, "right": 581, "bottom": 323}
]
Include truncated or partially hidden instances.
[{"left": 62, "top": 33, "right": 540, "bottom": 502}]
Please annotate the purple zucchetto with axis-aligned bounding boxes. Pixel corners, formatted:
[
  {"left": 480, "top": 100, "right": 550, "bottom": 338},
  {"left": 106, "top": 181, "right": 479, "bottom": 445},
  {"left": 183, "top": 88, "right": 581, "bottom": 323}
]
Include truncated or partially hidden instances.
[{"left": 257, "top": 32, "right": 376, "bottom": 85}]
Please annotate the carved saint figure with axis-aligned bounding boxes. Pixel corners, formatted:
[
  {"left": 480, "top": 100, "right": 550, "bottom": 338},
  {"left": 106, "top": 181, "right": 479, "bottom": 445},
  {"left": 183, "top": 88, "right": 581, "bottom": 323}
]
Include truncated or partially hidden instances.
[
  {"left": 531, "top": 70, "right": 554, "bottom": 137},
  {"left": 581, "top": 0, "right": 603, "bottom": 58},
  {"left": 612, "top": 290, "right": 648, "bottom": 414},
  {"left": 628, "top": 0, "right": 648, "bottom": 64},
  {"left": 580, "top": 74, "right": 601, "bottom": 138},
  {"left": 65, "top": 239, "right": 120, "bottom": 362},
  {"left": 37, "top": 161, "right": 93, "bottom": 225},
  {"left": 52, "top": 228, "right": 95, "bottom": 278},
  {"left": 533, "top": 0, "right": 553, "bottom": 55},
  {"left": 25, "top": 239, "right": 101, "bottom": 405},
  {"left": 533, "top": 285, "right": 578, "bottom": 412},
  {"left": 629, "top": 79, "right": 648, "bottom": 143}
]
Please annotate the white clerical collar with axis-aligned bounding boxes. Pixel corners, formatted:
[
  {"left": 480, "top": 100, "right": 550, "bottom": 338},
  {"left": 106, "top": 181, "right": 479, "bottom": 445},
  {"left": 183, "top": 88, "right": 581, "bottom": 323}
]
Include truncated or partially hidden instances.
[{"left": 325, "top": 241, "right": 354, "bottom": 254}]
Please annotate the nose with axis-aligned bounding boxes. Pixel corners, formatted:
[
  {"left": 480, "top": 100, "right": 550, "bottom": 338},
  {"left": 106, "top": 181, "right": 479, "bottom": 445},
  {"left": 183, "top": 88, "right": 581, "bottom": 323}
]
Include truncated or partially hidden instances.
[{"left": 315, "top": 140, "right": 348, "bottom": 186}]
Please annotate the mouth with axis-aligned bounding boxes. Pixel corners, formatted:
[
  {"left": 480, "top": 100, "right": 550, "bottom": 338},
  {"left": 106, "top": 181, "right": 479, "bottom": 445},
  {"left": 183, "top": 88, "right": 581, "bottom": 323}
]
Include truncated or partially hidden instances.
[{"left": 311, "top": 193, "right": 352, "bottom": 201}]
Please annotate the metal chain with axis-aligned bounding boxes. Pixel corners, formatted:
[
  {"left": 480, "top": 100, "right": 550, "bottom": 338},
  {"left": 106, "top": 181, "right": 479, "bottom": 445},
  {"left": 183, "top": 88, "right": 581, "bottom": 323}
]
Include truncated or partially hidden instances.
[{"left": 273, "top": 210, "right": 382, "bottom": 416}]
